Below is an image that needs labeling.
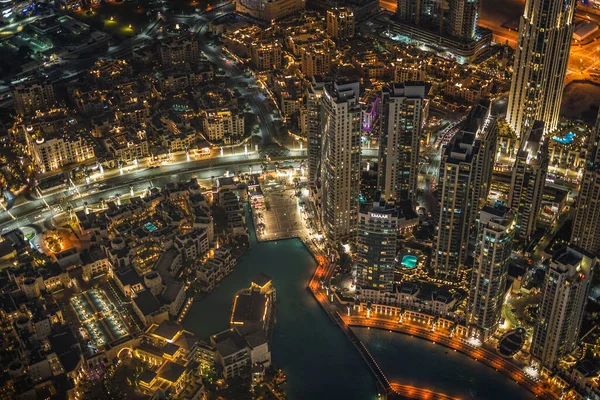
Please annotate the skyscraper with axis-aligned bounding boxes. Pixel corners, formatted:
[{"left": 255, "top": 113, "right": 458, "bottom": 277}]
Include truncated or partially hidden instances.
[
  {"left": 433, "top": 102, "right": 496, "bottom": 281},
  {"left": 460, "top": 100, "right": 497, "bottom": 224},
  {"left": 397, "top": 0, "right": 439, "bottom": 28},
  {"left": 531, "top": 246, "right": 595, "bottom": 369},
  {"left": 448, "top": 0, "right": 478, "bottom": 40},
  {"left": 396, "top": 0, "right": 478, "bottom": 40},
  {"left": 378, "top": 82, "right": 426, "bottom": 208},
  {"left": 326, "top": 7, "right": 355, "bottom": 39},
  {"left": 571, "top": 110, "right": 600, "bottom": 255},
  {"left": 321, "top": 80, "right": 362, "bottom": 243},
  {"left": 356, "top": 199, "right": 399, "bottom": 297},
  {"left": 467, "top": 205, "right": 516, "bottom": 341},
  {"left": 306, "top": 76, "right": 326, "bottom": 184},
  {"left": 508, "top": 121, "right": 549, "bottom": 242},
  {"left": 506, "top": 0, "right": 576, "bottom": 137}
]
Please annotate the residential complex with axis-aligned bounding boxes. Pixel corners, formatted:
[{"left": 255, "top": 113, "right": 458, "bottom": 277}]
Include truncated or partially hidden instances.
[
  {"left": 356, "top": 199, "right": 400, "bottom": 295},
  {"left": 11, "top": 79, "right": 56, "bottom": 116},
  {"left": 326, "top": 7, "right": 355, "bottom": 39},
  {"left": 236, "top": 0, "right": 305, "bottom": 21},
  {"left": 432, "top": 101, "right": 495, "bottom": 282}
]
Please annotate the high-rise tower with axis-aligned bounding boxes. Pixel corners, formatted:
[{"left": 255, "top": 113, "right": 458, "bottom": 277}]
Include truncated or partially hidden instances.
[
  {"left": 571, "top": 110, "right": 600, "bottom": 256},
  {"left": 508, "top": 121, "right": 549, "bottom": 242},
  {"left": 307, "top": 76, "right": 327, "bottom": 185},
  {"left": 467, "top": 205, "right": 516, "bottom": 341},
  {"left": 433, "top": 102, "right": 496, "bottom": 282},
  {"left": 356, "top": 199, "right": 400, "bottom": 296},
  {"left": 506, "top": 0, "right": 576, "bottom": 137},
  {"left": 531, "top": 246, "right": 594, "bottom": 369},
  {"left": 321, "top": 80, "right": 362, "bottom": 243},
  {"left": 448, "top": 0, "right": 478, "bottom": 40},
  {"left": 378, "top": 82, "right": 426, "bottom": 208}
]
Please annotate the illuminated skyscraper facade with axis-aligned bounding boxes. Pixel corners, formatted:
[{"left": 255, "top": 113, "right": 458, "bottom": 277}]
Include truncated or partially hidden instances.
[
  {"left": 378, "top": 82, "right": 426, "bottom": 207},
  {"left": 531, "top": 247, "right": 594, "bottom": 369},
  {"left": 506, "top": 0, "right": 576, "bottom": 137},
  {"left": 571, "top": 111, "right": 600, "bottom": 256},
  {"left": 508, "top": 121, "right": 549, "bottom": 242},
  {"left": 433, "top": 102, "right": 496, "bottom": 282},
  {"left": 307, "top": 76, "right": 326, "bottom": 184},
  {"left": 468, "top": 205, "right": 516, "bottom": 341},
  {"left": 321, "top": 80, "right": 362, "bottom": 243},
  {"left": 356, "top": 200, "right": 400, "bottom": 294}
]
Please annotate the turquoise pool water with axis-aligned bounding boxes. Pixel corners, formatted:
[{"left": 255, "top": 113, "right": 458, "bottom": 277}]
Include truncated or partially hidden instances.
[
  {"left": 401, "top": 254, "right": 418, "bottom": 268},
  {"left": 552, "top": 131, "right": 575, "bottom": 145}
]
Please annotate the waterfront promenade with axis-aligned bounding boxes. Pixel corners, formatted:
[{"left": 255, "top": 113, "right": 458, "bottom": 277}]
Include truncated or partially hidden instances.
[{"left": 304, "top": 240, "right": 557, "bottom": 400}]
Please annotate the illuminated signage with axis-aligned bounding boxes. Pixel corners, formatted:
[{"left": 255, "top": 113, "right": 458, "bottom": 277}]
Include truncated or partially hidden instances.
[{"left": 370, "top": 213, "right": 390, "bottom": 219}]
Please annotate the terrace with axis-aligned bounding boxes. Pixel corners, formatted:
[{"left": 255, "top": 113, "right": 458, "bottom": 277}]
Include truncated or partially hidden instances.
[{"left": 71, "top": 288, "right": 130, "bottom": 348}]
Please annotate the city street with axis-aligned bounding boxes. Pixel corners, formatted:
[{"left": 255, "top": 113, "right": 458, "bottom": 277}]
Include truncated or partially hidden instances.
[{"left": 0, "top": 154, "right": 301, "bottom": 233}]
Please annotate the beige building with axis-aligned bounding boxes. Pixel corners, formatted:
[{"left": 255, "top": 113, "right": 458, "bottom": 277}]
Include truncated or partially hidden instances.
[
  {"left": 321, "top": 80, "right": 362, "bottom": 243},
  {"left": 251, "top": 41, "right": 282, "bottom": 71},
  {"left": 104, "top": 129, "right": 149, "bottom": 163},
  {"left": 326, "top": 7, "right": 355, "bottom": 39},
  {"left": 203, "top": 109, "right": 245, "bottom": 144},
  {"left": 158, "top": 36, "right": 200, "bottom": 67},
  {"left": 11, "top": 79, "right": 56, "bottom": 116},
  {"left": 236, "top": 0, "right": 305, "bottom": 22},
  {"left": 25, "top": 128, "right": 95, "bottom": 173},
  {"left": 301, "top": 42, "right": 334, "bottom": 78}
]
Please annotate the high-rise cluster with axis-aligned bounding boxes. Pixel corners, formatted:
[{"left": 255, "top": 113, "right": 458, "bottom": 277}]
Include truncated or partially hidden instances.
[
  {"left": 397, "top": 0, "right": 478, "bottom": 40},
  {"left": 433, "top": 101, "right": 496, "bottom": 282}
]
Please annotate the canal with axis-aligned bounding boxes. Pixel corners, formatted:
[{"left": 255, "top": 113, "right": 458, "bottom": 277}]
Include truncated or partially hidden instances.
[
  {"left": 184, "top": 207, "right": 533, "bottom": 399},
  {"left": 184, "top": 208, "right": 379, "bottom": 399}
]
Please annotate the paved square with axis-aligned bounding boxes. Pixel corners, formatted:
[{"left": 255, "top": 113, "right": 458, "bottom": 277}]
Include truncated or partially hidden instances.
[{"left": 257, "top": 181, "right": 305, "bottom": 241}]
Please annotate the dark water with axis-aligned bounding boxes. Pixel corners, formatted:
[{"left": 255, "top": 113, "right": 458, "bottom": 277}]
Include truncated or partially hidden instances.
[
  {"left": 183, "top": 208, "right": 379, "bottom": 399},
  {"left": 184, "top": 207, "right": 534, "bottom": 399},
  {"left": 354, "top": 328, "right": 534, "bottom": 400}
]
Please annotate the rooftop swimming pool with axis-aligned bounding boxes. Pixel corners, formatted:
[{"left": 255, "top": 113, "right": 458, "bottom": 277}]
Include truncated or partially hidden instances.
[
  {"left": 552, "top": 131, "right": 575, "bottom": 145},
  {"left": 401, "top": 254, "right": 418, "bottom": 269}
]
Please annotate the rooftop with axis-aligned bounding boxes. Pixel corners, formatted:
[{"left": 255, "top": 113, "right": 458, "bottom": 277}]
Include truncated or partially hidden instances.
[{"left": 134, "top": 290, "right": 162, "bottom": 316}]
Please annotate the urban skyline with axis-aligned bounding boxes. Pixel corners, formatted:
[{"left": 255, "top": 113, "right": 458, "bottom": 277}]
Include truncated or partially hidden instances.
[{"left": 0, "top": 0, "right": 599, "bottom": 398}]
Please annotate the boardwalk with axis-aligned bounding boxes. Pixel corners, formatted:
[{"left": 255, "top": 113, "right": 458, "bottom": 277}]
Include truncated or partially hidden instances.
[{"left": 390, "top": 383, "right": 460, "bottom": 400}]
